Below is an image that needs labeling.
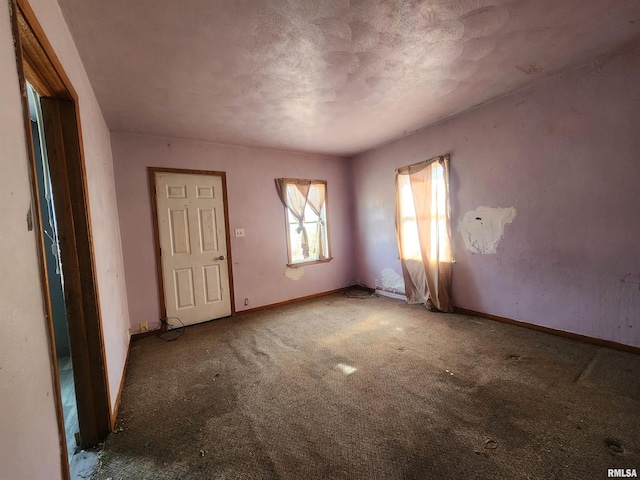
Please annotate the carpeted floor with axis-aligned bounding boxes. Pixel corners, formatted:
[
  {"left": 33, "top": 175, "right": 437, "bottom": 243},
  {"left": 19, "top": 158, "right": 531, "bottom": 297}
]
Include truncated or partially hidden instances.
[{"left": 92, "top": 294, "right": 640, "bottom": 479}]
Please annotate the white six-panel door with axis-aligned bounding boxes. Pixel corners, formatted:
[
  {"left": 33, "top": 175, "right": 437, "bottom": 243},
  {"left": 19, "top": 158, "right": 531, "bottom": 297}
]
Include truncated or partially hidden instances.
[{"left": 154, "top": 172, "right": 231, "bottom": 326}]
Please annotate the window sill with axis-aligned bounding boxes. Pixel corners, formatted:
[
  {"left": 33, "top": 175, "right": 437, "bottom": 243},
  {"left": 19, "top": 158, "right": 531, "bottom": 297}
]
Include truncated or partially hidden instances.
[{"left": 287, "top": 257, "right": 333, "bottom": 267}]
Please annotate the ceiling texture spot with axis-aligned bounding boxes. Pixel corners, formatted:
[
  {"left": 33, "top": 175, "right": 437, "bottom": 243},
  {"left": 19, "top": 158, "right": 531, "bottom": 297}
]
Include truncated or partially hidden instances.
[{"left": 57, "top": 0, "right": 640, "bottom": 156}]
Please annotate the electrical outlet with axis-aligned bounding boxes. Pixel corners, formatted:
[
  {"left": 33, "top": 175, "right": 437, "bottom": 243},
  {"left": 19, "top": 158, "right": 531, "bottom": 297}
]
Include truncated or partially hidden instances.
[
  {"left": 374, "top": 279, "right": 379, "bottom": 288},
  {"left": 244, "top": 298, "right": 249, "bottom": 306},
  {"left": 235, "top": 228, "right": 245, "bottom": 237},
  {"left": 140, "top": 321, "right": 148, "bottom": 332}
]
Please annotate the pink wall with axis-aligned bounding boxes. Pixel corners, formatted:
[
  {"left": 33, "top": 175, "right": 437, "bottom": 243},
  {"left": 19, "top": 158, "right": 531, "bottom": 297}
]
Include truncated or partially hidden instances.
[
  {"left": 0, "top": 1, "right": 130, "bottom": 477},
  {"left": 351, "top": 40, "right": 640, "bottom": 348},
  {"left": 112, "top": 133, "right": 354, "bottom": 332},
  {"left": 0, "top": 5, "right": 62, "bottom": 478}
]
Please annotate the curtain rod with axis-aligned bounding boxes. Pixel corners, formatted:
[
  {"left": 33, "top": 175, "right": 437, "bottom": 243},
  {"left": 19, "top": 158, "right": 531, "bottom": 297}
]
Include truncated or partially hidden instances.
[
  {"left": 394, "top": 154, "right": 449, "bottom": 174},
  {"left": 277, "top": 178, "right": 326, "bottom": 184}
]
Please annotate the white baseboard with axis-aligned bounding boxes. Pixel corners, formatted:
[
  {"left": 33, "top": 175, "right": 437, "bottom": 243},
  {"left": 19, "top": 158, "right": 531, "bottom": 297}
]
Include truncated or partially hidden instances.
[{"left": 375, "top": 289, "right": 407, "bottom": 301}]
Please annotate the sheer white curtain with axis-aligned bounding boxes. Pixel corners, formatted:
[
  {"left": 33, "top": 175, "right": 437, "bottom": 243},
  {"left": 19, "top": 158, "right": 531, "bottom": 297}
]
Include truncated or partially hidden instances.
[
  {"left": 275, "top": 179, "right": 311, "bottom": 257},
  {"left": 305, "top": 183, "right": 327, "bottom": 259},
  {"left": 275, "top": 179, "right": 327, "bottom": 261},
  {"left": 395, "top": 154, "right": 453, "bottom": 312}
]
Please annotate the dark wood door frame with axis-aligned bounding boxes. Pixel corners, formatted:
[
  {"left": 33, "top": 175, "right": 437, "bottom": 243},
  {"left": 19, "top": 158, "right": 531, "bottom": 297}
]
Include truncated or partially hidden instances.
[
  {"left": 10, "top": 0, "right": 112, "bottom": 475},
  {"left": 148, "top": 167, "right": 236, "bottom": 326}
]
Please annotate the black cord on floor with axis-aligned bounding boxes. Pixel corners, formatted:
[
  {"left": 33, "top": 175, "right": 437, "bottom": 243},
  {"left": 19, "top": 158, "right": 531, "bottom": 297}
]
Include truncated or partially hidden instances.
[
  {"left": 156, "top": 316, "right": 185, "bottom": 342},
  {"left": 343, "top": 280, "right": 376, "bottom": 299},
  {"left": 344, "top": 288, "right": 375, "bottom": 299}
]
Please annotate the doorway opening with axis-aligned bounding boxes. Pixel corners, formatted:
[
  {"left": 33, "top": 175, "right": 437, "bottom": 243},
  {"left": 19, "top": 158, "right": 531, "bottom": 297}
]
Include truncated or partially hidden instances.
[
  {"left": 27, "top": 82, "right": 80, "bottom": 463},
  {"left": 11, "top": 1, "right": 112, "bottom": 477}
]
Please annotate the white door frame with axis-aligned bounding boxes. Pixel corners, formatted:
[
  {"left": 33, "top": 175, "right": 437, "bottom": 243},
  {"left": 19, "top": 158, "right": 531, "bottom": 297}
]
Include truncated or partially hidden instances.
[{"left": 149, "top": 167, "right": 235, "bottom": 326}]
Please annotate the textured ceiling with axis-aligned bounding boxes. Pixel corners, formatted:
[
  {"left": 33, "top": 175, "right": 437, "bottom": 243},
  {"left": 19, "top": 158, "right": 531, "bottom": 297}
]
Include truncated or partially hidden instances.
[{"left": 57, "top": 0, "right": 640, "bottom": 156}]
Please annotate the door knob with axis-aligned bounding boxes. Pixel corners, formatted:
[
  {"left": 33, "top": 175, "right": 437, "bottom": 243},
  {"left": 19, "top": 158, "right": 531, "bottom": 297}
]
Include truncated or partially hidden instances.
[{"left": 218, "top": 255, "right": 226, "bottom": 260}]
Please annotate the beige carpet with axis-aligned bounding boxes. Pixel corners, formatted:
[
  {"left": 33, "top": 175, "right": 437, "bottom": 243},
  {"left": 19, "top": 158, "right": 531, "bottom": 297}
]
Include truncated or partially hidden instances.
[{"left": 92, "top": 293, "right": 640, "bottom": 479}]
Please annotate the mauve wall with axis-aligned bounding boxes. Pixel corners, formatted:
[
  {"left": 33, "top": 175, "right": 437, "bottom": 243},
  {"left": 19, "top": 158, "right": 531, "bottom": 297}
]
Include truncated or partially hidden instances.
[
  {"left": 0, "top": 4, "right": 61, "bottom": 478},
  {"left": 351, "top": 41, "right": 640, "bottom": 348},
  {"left": 112, "top": 133, "right": 354, "bottom": 332},
  {"left": 0, "top": 1, "right": 130, "bottom": 477}
]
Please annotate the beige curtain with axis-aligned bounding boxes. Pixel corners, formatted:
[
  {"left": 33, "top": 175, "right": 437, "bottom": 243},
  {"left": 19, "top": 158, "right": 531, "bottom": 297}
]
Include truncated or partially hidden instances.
[
  {"left": 275, "top": 179, "right": 311, "bottom": 257},
  {"left": 395, "top": 154, "right": 453, "bottom": 312},
  {"left": 305, "top": 183, "right": 327, "bottom": 259}
]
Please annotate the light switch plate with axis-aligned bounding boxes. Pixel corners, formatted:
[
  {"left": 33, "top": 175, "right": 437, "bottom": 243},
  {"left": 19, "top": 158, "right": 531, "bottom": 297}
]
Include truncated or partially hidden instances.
[{"left": 235, "top": 228, "right": 245, "bottom": 237}]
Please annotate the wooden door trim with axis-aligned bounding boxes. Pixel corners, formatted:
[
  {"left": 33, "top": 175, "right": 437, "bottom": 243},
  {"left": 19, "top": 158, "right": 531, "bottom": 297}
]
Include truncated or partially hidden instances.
[
  {"left": 10, "top": 0, "right": 112, "bottom": 467},
  {"left": 10, "top": 4, "right": 68, "bottom": 476},
  {"left": 148, "top": 167, "right": 236, "bottom": 329}
]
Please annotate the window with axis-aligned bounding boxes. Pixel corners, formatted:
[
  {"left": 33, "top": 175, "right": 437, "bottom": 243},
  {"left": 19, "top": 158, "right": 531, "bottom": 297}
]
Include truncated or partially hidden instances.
[
  {"left": 275, "top": 179, "right": 331, "bottom": 265},
  {"left": 397, "top": 162, "right": 452, "bottom": 263},
  {"left": 395, "top": 154, "right": 453, "bottom": 312}
]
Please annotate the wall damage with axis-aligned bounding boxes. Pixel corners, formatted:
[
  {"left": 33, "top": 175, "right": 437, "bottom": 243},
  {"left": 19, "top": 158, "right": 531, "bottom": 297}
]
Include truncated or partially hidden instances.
[
  {"left": 381, "top": 268, "right": 405, "bottom": 293},
  {"left": 284, "top": 265, "right": 304, "bottom": 280},
  {"left": 459, "top": 206, "right": 516, "bottom": 254}
]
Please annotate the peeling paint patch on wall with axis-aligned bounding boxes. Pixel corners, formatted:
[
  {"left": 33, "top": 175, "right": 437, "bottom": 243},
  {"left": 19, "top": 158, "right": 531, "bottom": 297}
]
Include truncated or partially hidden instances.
[
  {"left": 284, "top": 265, "right": 304, "bottom": 280},
  {"left": 381, "top": 268, "right": 405, "bottom": 293},
  {"left": 459, "top": 206, "right": 516, "bottom": 254}
]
